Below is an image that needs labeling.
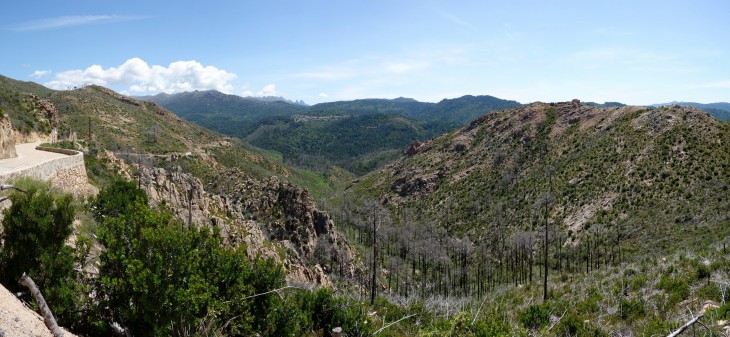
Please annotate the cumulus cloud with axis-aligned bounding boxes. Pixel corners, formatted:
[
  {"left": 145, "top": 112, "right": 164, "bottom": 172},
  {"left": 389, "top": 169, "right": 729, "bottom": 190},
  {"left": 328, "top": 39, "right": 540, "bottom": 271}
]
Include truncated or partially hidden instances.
[
  {"left": 31, "top": 70, "right": 51, "bottom": 78},
  {"left": 242, "top": 84, "right": 278, "bottom": 97},
  {"left": 44, "top": 58, "right": 237, "bottom": 94},
  {"left": 257, "top": 84, "right": 277, "bottom": 96}
]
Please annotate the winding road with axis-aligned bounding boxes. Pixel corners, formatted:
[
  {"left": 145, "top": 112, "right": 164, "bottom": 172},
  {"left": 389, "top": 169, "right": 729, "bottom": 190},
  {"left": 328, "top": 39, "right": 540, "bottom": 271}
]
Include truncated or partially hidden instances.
[{"left": 0, "top": 142, "right": 69, "bottom": 175}]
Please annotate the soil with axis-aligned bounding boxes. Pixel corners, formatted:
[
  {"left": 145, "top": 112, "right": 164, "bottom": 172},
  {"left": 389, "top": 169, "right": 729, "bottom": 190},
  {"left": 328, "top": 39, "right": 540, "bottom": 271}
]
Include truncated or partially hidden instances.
[{"left": 0, "top": 282, "right": 77, "bottom": 337}]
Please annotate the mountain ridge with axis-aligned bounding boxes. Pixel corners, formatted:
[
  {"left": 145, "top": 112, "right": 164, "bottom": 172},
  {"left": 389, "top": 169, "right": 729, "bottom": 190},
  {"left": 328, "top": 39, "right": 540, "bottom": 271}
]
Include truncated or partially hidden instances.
[
  {"left": 139, "top": 89, "right": 523, "bottom": 175},
  {"left": 354, "top": 100, "right": 729, "bottom": 254},
  {"left": 651, "top": 101, "right": 730, "bottom": 121}
]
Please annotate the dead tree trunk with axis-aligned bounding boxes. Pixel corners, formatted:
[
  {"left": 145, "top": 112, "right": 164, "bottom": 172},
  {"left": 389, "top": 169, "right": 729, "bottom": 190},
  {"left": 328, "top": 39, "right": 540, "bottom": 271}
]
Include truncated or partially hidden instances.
[
  {"left": 666, "top": 314, "right": 703, "bottom": 337},
  {"left": 371, "top": 214, "right": 377, "bottom": 305},
  {"left": 19, "top": 273, "right": 64, "bottom": 337}
]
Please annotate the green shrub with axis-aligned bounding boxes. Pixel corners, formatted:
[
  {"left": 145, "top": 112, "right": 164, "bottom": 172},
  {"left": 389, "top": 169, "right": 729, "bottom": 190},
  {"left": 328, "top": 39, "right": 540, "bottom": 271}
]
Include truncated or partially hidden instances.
[
  {"left": 657, "top": 274, "right": 690, "bottom": 305},
  {"left": 519, "top": 303, "right": 550, "bottom": 330},
  {"left": 620, "top": 298, "right": 645, "bottom": 322},
  {"left": 94, "top": 183, "right": 289, "bottom": 336},
  {"left": 713, "top": 302, "right": 730, "bottom": 320},
  {"left": 695, "top": 262, "right": 712, "bottom": 282},
  {"left": 0, "top": 182, "right": 81, "bottom": 328},
  {"left": 553, "top": 313, "right": 607, "bottom": 337},
  {"left": 695, "top": 283, "right": 721, "bottom": 302}
]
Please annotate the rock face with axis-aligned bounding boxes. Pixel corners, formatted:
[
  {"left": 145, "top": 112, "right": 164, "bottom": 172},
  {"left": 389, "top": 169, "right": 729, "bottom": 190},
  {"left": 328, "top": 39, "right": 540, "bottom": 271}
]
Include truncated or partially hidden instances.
[
  {"left": 0, "top": 115, "right": 16, "bottom": 159},
  {"left": 128, "top": 162, "right": 355, "bottom": 285},
  {"left": 0, "top": 283, "right": 78, "bottom": 337}
]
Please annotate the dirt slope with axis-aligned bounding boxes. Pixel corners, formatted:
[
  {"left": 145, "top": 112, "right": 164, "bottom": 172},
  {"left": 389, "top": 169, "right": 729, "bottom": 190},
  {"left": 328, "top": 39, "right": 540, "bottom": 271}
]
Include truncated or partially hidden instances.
[{"left": 0, "top": 282, "right": 77, "bottom": 337}]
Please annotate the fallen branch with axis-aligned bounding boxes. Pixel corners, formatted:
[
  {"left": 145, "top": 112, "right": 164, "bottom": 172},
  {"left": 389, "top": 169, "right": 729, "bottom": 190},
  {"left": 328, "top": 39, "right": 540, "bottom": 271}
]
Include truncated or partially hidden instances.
[
  {"left": 240, "top": 285, "right": 305, "bottom": 300},
  {"left": 546, "top": 310, "right": 568, "bottom": 332},
  {"left": 667, "top": 314, "right": 704, "bottom": 337},
  {"left": 109, "top": 321, "right": 132, "bottom": 337},
  {"left": 471, "top": 295, "right": 489, "bottom": 326},
  {"left": 19, "top": 273, "right": 64, "bottom": 337},
  {"left": 371, "top": 314, "right": 416, "bottom": 336}
]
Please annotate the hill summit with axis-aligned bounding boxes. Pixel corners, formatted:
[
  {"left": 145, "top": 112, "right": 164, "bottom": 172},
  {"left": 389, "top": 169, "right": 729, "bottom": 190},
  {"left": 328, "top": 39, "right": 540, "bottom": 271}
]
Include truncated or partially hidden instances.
[{"left": 355, "top": 100, "right": 729, "bottom": 255}]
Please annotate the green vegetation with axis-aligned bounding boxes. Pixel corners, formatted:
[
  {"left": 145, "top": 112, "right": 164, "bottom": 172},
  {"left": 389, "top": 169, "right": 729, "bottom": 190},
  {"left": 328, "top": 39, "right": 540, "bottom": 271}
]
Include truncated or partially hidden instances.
[
  {"left": 247, "top": 114, "right": 430, "bottom": 175},
  {"left": 3, "top": 75, "right": 730, "bottom": 336},
  {"left": 39, "top": 140, "right": 79, "bottom": 150},
  {"left": 0, "top": 179, "right": 82, "bottom": 328},
  {"left": 147, "top": 91, "right": 521, "bottom": 175}
]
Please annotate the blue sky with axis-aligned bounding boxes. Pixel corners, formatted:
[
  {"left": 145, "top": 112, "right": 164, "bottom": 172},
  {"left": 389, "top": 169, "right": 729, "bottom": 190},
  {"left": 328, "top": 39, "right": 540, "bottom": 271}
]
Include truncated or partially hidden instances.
[{"left": 1, "top": 0, "right": 728, "bottom": 105}]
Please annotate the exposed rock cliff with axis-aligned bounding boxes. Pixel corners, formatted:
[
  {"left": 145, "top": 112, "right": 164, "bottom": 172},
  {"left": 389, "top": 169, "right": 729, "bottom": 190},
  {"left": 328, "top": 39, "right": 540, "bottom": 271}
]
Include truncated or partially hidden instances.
[
  {"left": 0, "top": 115, "right": 16, "bottom": 159},
  {"left": 98, "top": 151, "right": 356, "bottom": 285}
]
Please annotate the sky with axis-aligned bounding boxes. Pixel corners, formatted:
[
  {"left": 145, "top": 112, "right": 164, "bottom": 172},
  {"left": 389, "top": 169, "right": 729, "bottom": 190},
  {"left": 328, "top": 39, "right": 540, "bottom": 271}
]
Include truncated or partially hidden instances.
[{"left": 1, "top": 0, "right": 728, "bottom": 105}]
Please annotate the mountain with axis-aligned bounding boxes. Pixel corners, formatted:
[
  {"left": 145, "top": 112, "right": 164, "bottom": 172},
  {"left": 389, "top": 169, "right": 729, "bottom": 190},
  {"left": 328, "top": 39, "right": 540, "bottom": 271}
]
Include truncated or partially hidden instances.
[
  {"left": 0, "top": 75, "right": 352, "bottom": 285},
  {"left": 141, "top": 90, "right": 522, "bottom": 174},
  {"left": 246, "top": 95, "right": 308, "bottom": 105},
  {"left": 651, "top": 101, "right": 730, "bottom": 121},
  {"left": 353, "top": 100, "right": 729, "bottom": 254},
  {"left": 308, "top": 94, "right": 522, "bottom": 130},
  {"left": 138, "top": 90, "right": 309, "bottom": 137},
  {"left": 246, "top": 113, "right": 431, "bottom": 175}
]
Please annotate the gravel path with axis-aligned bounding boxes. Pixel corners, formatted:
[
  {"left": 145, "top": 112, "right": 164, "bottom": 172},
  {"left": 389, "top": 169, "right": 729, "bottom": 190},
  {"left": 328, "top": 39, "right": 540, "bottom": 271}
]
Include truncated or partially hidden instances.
[{"left": 0, "top": 282, "right": 77, "bottom": 337}]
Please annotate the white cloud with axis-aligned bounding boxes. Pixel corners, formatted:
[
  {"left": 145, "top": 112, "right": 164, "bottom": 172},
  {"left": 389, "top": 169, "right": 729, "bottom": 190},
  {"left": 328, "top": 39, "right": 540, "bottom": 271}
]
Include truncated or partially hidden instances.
[
  {"left": 30, "top": 70, "right": 51, "bottom": 78},
  {"left": 318, "top": 93, "right": 328, "bottom": 98},
  {"left": 45, "top": 58, "right": 237, "bottom": 94},
  {"left": 10, "top": 15, "right": 148, "bottom": 32},
  {"left": 241, "top": 84, "right": 278, "bottom": 97},
  {"left": 257, "top": 84, "right": 277, "bottom": 96}
]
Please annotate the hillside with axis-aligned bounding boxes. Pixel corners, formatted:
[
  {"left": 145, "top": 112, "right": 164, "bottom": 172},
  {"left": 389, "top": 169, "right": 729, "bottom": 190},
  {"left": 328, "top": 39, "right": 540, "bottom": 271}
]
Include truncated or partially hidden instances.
[
  {"left": 354, "top": 100, "right": 729, "bottom": 256},
  {"left": 143, "top": 90, "right": 522, "bottom": 175},
  {"left": 652, "top": 101, "right": 730, "bottom": 121},
  {"left": 139, "top": 90, "right": 309, "bottom": 136},
  {"left": 0, "top": 75, "right": 353, "bottom": 285},
  {"left": 246, "top": 113, "right": 431, "bottom": 175}
]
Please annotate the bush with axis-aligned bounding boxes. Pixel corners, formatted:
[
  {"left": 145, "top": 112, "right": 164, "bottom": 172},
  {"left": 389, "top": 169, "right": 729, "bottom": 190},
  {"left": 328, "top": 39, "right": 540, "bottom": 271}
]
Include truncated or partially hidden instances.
[
  {"left": 519, "top": 303, "right": 550, "bottom": 330},
  {"left": 620, "top": 298, "right": 645, "bottom": 322},
  {"left": 553, "top": 313, "right": 607, "bottom": 337},
  {"left": 0, "top": 181, "right": 80, "bottom": 327},
  {"left": 93, "top": 183, "right": 289, "bottom": 336},
  {"left": 657, "top": 274, "right": 690, "bottom": 305},
  {"left": 695, "top": 283, "right": 721, "bottom": 302},
  {"left": 91, "top": 179, "right": 148, "bottom": 220}
]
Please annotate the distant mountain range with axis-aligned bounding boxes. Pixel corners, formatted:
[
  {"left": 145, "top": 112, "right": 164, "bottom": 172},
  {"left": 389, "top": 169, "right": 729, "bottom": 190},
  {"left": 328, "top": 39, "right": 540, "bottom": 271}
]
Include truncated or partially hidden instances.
[
  {"left": 650, "top": 101, "right": 730, "bottom": 121},
  {"left": 139, "top": 90, "right": 522, "bottom": 175}
]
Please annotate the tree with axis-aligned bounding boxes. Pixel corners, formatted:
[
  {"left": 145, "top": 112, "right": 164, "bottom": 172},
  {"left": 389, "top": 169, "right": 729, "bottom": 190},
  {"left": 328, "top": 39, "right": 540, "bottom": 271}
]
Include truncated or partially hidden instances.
[
  {"left": 94, "top": 182, "right": 289, "bottom": 336},
  {"left": 92, "top": 179, "right": 148, "bottom": 220},
  {"left": 361, "top": 200, "right": 389, "bottom": 305},
  {"left": 541, "top": 165, "right": 555, "bottom": 302},
  {"left": 0, "top": 181, "right": 79, "bottom": 326}
]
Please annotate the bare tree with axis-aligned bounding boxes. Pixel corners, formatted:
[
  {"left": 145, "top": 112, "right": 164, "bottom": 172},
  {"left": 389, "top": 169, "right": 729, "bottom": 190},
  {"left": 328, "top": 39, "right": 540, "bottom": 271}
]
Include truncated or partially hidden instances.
[{"left": 362, "top": 200, "right": 390, "bottom": 305}]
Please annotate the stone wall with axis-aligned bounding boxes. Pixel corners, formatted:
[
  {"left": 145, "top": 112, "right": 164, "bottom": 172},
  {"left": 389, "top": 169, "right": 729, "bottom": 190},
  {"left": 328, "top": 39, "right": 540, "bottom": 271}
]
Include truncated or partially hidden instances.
[{"left": 0, "top": 151, "right": 97, "bottom": 197}]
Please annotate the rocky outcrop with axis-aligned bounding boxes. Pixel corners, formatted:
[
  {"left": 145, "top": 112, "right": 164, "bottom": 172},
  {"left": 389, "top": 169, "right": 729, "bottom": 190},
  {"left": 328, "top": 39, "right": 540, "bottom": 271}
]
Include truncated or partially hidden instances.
[
  {"left": 0, "top": 283, "right": 78, "bottom": 337},
  {"left": 0, "top": 115, "right": 16, "bottom": 159},
  {"left": 132, "top": 164, "right": 355, "bottom": 285}
]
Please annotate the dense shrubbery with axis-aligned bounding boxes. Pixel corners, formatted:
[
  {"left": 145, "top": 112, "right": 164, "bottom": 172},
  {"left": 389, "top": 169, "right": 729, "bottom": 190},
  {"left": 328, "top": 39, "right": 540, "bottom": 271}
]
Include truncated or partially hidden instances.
[
  {"left": 519, "top": 303, "right": 550, "bottom": 330},
  {"left": 0, "top": 179, "right": 82, "bottom": 327}
]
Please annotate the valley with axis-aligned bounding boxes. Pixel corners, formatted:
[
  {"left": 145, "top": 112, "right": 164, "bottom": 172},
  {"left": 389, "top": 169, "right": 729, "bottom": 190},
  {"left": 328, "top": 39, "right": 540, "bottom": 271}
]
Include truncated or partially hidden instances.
[
  {"left": 0, "top": 74, "right": 728, "bottom": 336},
  {"left": 141, "top": 90, "right": 522, "bottom": 175}
]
